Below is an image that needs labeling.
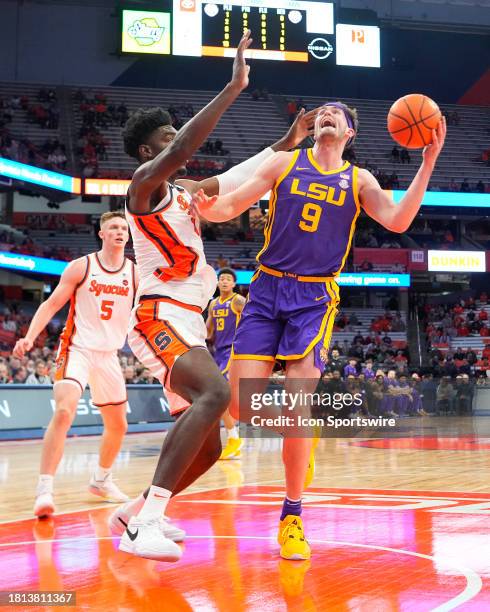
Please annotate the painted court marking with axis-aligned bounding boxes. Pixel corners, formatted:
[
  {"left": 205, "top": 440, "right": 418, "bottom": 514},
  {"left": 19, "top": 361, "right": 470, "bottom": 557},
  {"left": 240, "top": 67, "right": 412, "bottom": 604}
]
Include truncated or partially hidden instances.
[{"left": 0, "top": 534, "right": 481, "bottom": 611}]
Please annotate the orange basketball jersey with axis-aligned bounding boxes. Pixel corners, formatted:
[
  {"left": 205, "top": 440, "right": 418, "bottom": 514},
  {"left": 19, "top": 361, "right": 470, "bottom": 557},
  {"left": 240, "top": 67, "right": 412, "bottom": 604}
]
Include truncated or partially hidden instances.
[{"left": 59, "top": 252, "right": 136, "bottom": 353}]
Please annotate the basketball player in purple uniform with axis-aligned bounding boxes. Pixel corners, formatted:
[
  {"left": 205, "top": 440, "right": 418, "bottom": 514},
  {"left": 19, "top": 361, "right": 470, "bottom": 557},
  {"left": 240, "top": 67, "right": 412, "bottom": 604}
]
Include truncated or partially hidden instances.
[
  {"left": 207, "top": 268, "right": 245, "bottom": 459},
  {"left": 193, "top": 102, "right": 446, "bottom": 560}
]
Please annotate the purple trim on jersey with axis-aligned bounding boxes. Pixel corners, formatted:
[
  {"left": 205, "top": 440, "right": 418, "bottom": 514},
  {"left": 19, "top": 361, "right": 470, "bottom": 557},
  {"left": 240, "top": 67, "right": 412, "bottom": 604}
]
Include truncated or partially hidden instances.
[{"left": 258, "top": 149, "right": 359, "bottom": 276}]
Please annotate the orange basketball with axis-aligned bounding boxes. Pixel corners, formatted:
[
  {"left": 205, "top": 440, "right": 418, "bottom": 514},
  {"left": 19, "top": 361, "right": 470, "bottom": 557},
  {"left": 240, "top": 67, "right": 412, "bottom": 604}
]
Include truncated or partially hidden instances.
[{"left": 387, "top": 94, "right": 441, "bottom": 149}]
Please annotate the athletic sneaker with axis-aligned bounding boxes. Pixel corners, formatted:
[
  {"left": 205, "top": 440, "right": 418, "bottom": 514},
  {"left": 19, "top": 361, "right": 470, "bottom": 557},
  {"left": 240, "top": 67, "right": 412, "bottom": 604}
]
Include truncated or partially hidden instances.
[
  {"left": 109, "top": 501, "right": 186, "bottom": 542},
  {"left": 219, "top": 438, "right": 243, "bottom": 460},
  {"left": 88, "top": 474, "right": 129, "bottom": 503},
  {"left": 277, "top": 515, "right": 311, "bottom": 560},
  {"left": 304, "top": 437, "right": 320, "bottom": 490},
  {"left": 34, "top": 491, "right": 56, "bottom": 518},
  {"left": 118, "top": 515, "right": 182, "bottom": 562}
]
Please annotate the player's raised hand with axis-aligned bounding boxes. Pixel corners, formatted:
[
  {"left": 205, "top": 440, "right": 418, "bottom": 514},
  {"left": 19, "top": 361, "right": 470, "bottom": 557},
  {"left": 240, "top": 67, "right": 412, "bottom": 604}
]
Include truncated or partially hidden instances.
[
  {"left": 13, "top": 337, "right": 33, "bottom": 359},
  {"left": 191, "top": 188, "right": 218, "bottom": 218},
  {"left": 230, "top": 30, "right": 253, "bottom": 92},
  {"left": 285, "top": 107, "right": 319, "bottom": 148},
  {"left": 423, "top": 115, "right": 446, "bottom": 167}
]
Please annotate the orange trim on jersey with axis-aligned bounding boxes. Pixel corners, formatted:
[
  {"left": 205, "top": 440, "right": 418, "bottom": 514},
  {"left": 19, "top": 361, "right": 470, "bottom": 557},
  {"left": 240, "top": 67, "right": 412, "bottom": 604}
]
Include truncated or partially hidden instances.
[
  {"left": 135, "top": 213, "right": 199, "bottom": 281},
  {"left": 134, "top": 215, "right": 175, "bottom": 267},
  {"left": 55, "top": 297, "right": 77, "bottom": 382},
  {"left": 94, "top": 252, "right": 126, "bottom": 274},
  {"left": 155, "top": 215, "right": 199, "bottom": 279},
  {"left": 140, "top": 294, "right": 202, "bottom": 314}
]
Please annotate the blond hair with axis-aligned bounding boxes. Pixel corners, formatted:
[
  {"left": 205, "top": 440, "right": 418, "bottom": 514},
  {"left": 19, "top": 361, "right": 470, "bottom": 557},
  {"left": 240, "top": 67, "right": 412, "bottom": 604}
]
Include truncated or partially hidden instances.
[{"left": 100, "top": 210, "right": 127, "bottom": 227}]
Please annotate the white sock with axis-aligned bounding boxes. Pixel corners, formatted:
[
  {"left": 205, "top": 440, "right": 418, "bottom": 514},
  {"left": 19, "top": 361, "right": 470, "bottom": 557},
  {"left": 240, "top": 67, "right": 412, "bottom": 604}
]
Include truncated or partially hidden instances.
[
  {"left": 37, "top": 474, "right": 54, "bottom": 494},
  {"left": 137, "top": 485, "right": 172, "bottom": 520},
  {"left": 227, "top": 426, "right": 239, "bottom": 440},
  {"left": 123, "top": 493, "right": 146, "bottom": 516},
  {"left": 94, "top": 466, "right": 111, "bottom": 481}
]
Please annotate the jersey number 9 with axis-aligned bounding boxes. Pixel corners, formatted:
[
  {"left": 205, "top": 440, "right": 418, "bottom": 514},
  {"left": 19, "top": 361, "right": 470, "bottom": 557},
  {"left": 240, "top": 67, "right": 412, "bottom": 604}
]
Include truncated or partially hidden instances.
[{"left": 299, "top": 203, "right": 322, "bottom": 233}]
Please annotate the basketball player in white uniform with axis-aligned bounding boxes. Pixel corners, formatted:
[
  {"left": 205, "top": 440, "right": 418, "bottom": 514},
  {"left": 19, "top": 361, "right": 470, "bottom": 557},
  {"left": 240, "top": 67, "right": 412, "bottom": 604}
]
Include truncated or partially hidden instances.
[
  {"left": 108, "top": 32, "right": 318, "bottom": 560},
  {"left": 13, "top": 211, "right": 137, "bottom": 518}
]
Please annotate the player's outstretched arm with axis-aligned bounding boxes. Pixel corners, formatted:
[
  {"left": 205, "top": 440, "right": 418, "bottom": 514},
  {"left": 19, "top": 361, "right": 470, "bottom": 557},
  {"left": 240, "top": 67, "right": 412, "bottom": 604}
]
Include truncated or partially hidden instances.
[
  {"left": 192, "top": 151, "right": 291, "bottom": 222},
  {"left": 129, "top": 31, "right": 252, "bottom": 207},
  {"left": 12, "top": 258, "right": 86, "bottom": 358},
  {"left": 360, "top": 117, "right": 446, "bottom": 233},
  {"left": 178, "top": 107, "right": 318, "bottom": 198}
]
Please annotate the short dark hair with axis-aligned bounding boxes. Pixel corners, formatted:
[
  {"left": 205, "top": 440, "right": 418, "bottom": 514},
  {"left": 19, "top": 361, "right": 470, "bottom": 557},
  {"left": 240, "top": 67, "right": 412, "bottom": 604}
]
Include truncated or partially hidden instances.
[
  {"left": 218, "top": 267, "right": 236, "bottom": 281},
  {"left": 122, "top": 107, "right": 172, "bottom": 160}
]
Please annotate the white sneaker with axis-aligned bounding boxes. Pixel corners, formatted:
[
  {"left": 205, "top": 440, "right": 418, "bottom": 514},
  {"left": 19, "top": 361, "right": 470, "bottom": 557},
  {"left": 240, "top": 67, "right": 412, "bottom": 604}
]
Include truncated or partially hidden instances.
[
  {"left": 34, "top": 492, "right": 56, "bottom": 518},
  {"left": 118, "top": 515, "right": 183, "bottom": 562},
  {"left": 109, "top": 501, "right": 186, "bottom": 542},
  {"left": 88, "top": 474, "right": 129, "bottom": 503}
]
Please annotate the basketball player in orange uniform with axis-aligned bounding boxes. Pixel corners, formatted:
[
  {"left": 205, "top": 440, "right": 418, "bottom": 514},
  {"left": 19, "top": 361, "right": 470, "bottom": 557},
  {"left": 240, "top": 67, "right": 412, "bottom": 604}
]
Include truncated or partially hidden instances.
[
  {"left": 107, "top": 32, "right": 318, "bottom": 561},
  {"left": 13, "top": 211, "right": 138, "bottom": 518}
]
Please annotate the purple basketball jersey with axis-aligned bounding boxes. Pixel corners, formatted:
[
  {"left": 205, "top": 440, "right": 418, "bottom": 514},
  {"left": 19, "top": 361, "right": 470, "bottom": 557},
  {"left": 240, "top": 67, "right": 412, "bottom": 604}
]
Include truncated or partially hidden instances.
[
  {"left": 258, "top": 148, "right": 361, "bottom": 276},
  {"left": 210, "top": 293, "right": 240, "bottom": 352}
]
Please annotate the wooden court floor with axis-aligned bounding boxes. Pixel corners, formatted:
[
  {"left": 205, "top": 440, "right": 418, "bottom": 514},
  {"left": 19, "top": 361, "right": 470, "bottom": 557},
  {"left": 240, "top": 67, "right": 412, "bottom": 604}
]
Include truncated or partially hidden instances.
[{"left": 1, "top": 425, "right": 490, "bottom": 611}]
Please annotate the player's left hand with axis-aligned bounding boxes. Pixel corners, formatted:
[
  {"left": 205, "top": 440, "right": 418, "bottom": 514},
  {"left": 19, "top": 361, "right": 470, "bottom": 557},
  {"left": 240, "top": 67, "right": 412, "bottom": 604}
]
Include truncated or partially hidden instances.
[
  {"left": 285, "top": 107, "right": 319, "bottom": 148},
  {"left": 230, "top": 30, "right": 253, "bottom": 93},
  {"left": 191, "top": 188, "right": 218, "bottom": 218},
  {"left": 422, "top": 115, "right": 446, "bottom": 167}
]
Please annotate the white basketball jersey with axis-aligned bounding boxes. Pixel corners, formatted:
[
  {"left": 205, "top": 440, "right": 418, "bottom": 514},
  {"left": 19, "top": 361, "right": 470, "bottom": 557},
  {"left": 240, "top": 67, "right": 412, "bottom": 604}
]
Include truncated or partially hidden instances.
[
  {"left": 60, "top": 252, "right": 136, "bottom": 352},
  {"left": 126, "top": 183, "right": 216, "bottom": 310}
]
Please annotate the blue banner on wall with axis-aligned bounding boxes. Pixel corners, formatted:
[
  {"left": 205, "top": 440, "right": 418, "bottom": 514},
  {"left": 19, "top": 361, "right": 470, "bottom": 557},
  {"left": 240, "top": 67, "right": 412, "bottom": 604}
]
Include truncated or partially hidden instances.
[
  {"left": 236, "top": 270, "right": 410, "bottom": 287},
  {"left": 0, "top": 251, "right": 68, "bottom": 276},
  {"left": 0, "top": 157, "right": 81, "bottom": 194},
  {"left": 391, "top": 190, "right": 490, "bottom": 209}
]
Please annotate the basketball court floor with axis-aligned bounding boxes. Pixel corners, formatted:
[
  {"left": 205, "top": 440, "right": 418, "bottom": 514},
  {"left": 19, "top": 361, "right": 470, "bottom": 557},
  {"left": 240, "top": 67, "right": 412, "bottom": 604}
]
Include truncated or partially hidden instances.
[{"left": 1, "top": 426, "right": 490, "bottom": 610}]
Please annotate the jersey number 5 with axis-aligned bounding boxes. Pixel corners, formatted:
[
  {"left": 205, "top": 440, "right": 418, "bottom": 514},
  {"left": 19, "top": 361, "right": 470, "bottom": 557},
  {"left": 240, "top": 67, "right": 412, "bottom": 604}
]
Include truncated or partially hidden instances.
[
  {"left": 100, "top": 300, "right": 114, "bottom": 320},
  {"left": 299, "top": 203, "right": 322, "bottom": 233}
]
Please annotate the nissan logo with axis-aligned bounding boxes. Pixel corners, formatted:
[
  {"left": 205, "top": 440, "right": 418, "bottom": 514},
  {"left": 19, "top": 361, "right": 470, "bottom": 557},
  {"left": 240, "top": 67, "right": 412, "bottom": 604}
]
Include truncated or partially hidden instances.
[{"left": 308, "top": 38, "right": 333, "bottom": 60}]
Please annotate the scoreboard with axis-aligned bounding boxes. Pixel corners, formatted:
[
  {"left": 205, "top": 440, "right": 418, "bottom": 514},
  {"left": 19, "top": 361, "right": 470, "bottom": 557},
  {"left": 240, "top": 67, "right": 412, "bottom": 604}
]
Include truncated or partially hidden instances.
[
  {"left": 120, "top": 3, "right": 380, "bottom": 66},
  {"left": 173, "top": 0, "right": 335, "bottom": 62}
]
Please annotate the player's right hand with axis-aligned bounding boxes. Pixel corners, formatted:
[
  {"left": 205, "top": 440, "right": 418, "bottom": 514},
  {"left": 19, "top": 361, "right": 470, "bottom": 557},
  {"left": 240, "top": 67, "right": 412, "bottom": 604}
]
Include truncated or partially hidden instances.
[
  {"left": 191, "top": 188, "right": 218, "bottom": 219},
  {"left": 13, "top": 337, "right": 33, "bottom": 359},
  {"left": 230, "top": 30, "right": 253, "bottom": 92}
]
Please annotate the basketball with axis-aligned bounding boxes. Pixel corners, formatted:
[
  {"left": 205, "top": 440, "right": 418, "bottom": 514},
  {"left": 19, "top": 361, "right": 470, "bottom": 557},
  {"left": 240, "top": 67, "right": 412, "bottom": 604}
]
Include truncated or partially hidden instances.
[{"left": 387, "top": 93, "right": 441, "bottom": 149}]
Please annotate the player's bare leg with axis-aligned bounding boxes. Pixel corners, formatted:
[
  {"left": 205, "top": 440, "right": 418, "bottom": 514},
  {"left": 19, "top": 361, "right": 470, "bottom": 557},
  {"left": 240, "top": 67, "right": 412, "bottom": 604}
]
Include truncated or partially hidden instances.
[
  {"left": 118, "top": 348, "right": 229, "bottom": 561},
  {"left": 35, "top": 382, "right": 81, "bottom": 518},
  {"left": 88, "top": 404, "right": 129, "bottom": 503},
  {"left": 283, "top": 351, "right": 318, "bottom": 500},
  {"left": 228, "top": 359, "right": 275, "bottom": 421}
]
